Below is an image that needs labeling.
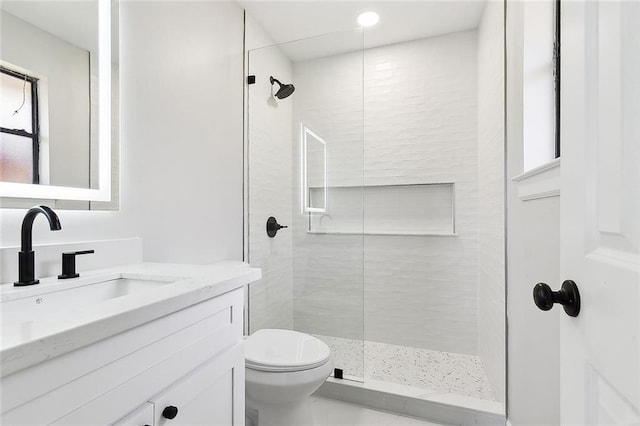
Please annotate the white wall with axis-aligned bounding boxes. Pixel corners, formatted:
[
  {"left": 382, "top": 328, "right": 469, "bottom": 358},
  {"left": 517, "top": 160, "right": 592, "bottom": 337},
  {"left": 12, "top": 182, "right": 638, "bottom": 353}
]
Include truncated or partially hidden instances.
[
  {"left": 245, "top": 14, "right": 294, "bottom": 332},
  {"left": 118, "top": 1, "right": 244, "bottom": 263},
  {"left": 1, "top": 1, "right": 245, "bottom": 280},
  {"left": 291, "top": 31, "right": 481, "bottom": 355},
  {"left": 506, "top": 1, "right": 561, "bottom": 424},
  {"left": 477, "top": 0, "right": 506, "bottom": 404}
]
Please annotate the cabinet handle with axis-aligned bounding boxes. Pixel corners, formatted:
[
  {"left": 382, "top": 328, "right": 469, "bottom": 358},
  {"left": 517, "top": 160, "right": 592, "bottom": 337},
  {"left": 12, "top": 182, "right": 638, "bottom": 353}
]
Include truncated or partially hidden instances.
[{"left": 162, "top": 405, "right": 179, "bottom": 419}]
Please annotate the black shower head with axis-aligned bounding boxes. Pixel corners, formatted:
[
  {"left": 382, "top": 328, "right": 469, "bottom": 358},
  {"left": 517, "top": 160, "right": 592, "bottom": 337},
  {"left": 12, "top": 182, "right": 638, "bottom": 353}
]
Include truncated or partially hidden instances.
[{"left": 270, "top": 76, "right": 295, "bottom": 99}]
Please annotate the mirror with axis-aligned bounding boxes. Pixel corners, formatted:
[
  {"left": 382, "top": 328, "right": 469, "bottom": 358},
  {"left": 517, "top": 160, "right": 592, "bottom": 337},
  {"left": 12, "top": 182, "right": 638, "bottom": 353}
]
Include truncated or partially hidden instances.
[
  {"left": 302, "top": 125, "right": 326, "bottom": 213},
  {"left": 0, "top": 0, "right": 117, "bottom": 208}
]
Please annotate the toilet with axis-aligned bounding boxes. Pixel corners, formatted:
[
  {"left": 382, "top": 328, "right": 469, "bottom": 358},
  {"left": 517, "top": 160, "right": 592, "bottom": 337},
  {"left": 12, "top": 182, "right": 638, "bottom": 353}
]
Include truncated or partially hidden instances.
[{"left": 244, "top": 329, "right": 334, "bottom": 426}]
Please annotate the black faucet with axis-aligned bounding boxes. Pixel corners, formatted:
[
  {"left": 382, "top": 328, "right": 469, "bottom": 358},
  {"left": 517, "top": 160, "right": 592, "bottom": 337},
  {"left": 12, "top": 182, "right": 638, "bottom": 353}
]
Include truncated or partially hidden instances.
[{"left": 14, "top": 205, "right": 62, "bottom": 286}]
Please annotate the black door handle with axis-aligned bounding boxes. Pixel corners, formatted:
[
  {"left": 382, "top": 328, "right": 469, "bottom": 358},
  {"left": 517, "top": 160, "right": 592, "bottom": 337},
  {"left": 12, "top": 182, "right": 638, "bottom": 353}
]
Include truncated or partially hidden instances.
[
  {"left": 266, "top": 216, "right": 288, "bottom": 238},
  {"left": 533, "top": 279, "right": 581, "bottom": 317}
]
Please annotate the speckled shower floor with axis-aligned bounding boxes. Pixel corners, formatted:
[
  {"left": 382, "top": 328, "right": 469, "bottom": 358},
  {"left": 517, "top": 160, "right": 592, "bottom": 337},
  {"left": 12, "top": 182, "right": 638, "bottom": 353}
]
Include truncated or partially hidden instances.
[{"left": 314, "top": 334, "right": 497, "bottom": 402}]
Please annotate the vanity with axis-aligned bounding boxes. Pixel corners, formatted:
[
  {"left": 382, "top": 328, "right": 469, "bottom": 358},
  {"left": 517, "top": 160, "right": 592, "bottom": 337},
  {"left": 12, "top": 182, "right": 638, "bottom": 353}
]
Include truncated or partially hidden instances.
[
  {"left": 0, "top": 262, "right": 260, "bottom": 425},
  {"left": 0, "top": 1, "right": 259, "bottom": 422}
]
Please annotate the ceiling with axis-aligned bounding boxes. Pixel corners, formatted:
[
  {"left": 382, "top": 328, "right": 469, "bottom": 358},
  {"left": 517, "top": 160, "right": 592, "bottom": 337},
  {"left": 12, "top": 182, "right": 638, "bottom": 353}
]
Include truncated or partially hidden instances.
[{"left": 240, "top": 0, "right": 487, "bottom": 61}]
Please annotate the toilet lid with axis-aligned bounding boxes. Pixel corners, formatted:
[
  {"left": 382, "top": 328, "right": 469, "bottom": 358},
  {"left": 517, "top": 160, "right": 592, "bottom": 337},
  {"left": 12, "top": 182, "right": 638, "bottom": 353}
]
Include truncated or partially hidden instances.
[{"left": 245, "top": 329, "right": 331, "bottom": 372}]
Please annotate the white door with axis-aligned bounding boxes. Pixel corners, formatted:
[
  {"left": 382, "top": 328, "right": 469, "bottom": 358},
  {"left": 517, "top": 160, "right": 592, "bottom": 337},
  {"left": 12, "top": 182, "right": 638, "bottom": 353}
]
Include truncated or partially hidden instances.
[{"left": 561, "top": 0, "right": 640, "bottom": 424}]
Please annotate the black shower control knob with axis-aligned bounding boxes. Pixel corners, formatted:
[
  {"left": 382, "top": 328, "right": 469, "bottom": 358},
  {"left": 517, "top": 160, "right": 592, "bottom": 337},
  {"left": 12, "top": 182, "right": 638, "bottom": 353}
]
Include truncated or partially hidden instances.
[
  {"left": 533, "top": 280, "right": 581, "bottom": 317},
  {"left": 162, "top": 405, "right": 179, "bottom": 419},
  {"left": 266, "top": 216, "right": 288, "bottom": 238}
]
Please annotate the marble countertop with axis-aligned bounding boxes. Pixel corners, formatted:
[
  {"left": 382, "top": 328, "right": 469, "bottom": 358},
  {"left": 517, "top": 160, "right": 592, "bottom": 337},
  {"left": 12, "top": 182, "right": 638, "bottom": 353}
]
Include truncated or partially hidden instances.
[{"left": 0, "top": 261, "right": 261, "bottom": 377}]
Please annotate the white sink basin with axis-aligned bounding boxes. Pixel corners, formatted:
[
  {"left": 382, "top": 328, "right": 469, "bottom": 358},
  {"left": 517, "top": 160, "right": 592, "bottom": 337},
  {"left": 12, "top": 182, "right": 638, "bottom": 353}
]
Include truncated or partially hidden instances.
[
  {"left": 1, "top": 276, "right": 176, "bottom": 325},
  {"left": 0, "top": 262, "right": 261, "bottom": 380}
]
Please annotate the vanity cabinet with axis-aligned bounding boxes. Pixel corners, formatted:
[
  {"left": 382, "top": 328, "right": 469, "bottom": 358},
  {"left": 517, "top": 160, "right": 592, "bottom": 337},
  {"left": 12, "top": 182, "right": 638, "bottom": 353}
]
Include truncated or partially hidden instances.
[
  {"left": 1, "top": 287, "right": 245, "bottom": 425},
  {"left": 114, "top": 403, "right": 154, "bottom": 425}
]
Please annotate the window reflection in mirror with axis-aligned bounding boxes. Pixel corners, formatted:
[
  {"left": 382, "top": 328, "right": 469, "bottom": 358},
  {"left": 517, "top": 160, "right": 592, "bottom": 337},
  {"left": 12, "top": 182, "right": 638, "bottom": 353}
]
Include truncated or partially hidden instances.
[
  {"left": 0, "top": 1, "right": 97, "bottom": 190},
  {"left": 0, "top": 67, "right": 38, "bottom": 184}
]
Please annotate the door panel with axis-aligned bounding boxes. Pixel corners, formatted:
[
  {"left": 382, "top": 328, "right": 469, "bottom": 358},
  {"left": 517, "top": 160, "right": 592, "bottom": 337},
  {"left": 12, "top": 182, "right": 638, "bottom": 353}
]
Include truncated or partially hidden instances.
[
  {"left": 561, "top": 1, "right": 640, "bottom": 424},
  {"left": 247, "top": 30, "right": 366, "bottom": 381}
]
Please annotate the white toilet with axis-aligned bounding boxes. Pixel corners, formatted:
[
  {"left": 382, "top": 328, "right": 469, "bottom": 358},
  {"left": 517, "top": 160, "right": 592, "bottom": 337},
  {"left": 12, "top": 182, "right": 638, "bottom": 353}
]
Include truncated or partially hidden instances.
[{"left": 244, "top": 329, "right": 334, "bottom": 426}]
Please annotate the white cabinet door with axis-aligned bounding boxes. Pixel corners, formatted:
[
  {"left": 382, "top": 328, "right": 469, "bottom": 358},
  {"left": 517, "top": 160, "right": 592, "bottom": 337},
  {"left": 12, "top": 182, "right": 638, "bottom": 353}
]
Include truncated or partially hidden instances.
[
  {"left": 560, "top": 0, "right": 640, "bottom": 423},
  {"left": 150, "top": 343, "right": 244, "bottom": 426},
  {"left": 114, "top": 403, "right": 154, "bottom": 426}
]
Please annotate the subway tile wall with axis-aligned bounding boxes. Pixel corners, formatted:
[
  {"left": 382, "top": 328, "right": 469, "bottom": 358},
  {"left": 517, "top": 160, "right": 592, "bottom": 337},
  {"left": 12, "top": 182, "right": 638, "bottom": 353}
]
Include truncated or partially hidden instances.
[
  {"left": 477, "top": 1, "right": 506, "bottom": 403},
  {"left": 292, "top": 41, "right": 366, "bottom": 343},
  {"left": 247, "top": 43, "right": 295, "bottom": 332},
  {"left": 292, "top": 31, "right": 481, "bottom": 355}
]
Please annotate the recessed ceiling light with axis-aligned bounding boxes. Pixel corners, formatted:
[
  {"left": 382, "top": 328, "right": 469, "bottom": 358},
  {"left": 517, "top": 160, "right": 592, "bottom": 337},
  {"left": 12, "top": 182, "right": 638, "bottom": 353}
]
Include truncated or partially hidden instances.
[{"left": 357, "top": 11, "right": 379, "bottom": 27}]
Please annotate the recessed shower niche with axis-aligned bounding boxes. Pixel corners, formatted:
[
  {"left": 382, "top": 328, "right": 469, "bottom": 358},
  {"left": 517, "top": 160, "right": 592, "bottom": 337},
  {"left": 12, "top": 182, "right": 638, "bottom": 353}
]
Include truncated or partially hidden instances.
[{"left": 308, "top": 183, "right": 455, "bottom": 235}]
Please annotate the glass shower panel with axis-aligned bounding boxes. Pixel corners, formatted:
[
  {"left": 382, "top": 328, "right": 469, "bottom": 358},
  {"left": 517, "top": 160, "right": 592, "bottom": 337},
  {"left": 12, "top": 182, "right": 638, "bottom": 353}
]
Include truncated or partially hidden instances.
[{"left": 247, "top": 29, "right": 365, "bottom": 381}]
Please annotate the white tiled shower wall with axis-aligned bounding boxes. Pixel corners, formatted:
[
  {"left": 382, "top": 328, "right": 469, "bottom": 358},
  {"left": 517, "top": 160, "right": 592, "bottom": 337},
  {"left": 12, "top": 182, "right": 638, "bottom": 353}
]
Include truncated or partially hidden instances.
[
  {"left": 292, "top": 38, "right": 366, "bottom": 342},
  {"left": 292, "top": 31, "right": 481, "bottom": 355},
  {"left": 246, "top": 16, "right": 295, "bottom": 332},
  {"left": 477, "top": 1, "right": 506, "bottom": 404}
]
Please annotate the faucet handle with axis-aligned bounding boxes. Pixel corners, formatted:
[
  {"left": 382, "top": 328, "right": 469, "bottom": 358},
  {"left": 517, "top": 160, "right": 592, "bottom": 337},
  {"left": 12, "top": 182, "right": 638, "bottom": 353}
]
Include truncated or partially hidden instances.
[
  {"left": 266, "top": 216, "right": 288, "bottom": 238},
  {"left": 58, "top": 250, "right": 95, "bottom": 279}
]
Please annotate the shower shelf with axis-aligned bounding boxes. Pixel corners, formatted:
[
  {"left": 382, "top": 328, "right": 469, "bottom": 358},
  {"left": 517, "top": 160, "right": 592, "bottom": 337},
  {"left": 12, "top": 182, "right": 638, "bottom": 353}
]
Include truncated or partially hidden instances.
[
  {"left": 307, "top": 230, "right": 458, "bottom": 237},
  {"left": 307, "top": 183, "right": 455, "bottom": 236}
]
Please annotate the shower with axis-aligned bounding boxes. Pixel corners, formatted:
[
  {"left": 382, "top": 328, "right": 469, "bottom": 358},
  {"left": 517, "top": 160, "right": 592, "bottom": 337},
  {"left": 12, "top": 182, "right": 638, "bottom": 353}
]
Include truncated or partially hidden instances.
[
  {"left": 270, "top": 76, "right": 295, "bottom": 99},
  {"left": 248, "top": 19, "right": 506, "bottom": 424}
]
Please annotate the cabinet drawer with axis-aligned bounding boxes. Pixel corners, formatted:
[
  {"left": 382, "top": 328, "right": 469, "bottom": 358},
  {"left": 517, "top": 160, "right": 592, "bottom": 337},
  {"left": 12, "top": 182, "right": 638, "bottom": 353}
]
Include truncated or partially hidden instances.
[
  {"left": 150, "top": 343, "right": 243, "bottom": 426},
  {"left": 114, "top": 403, "right": 154, "bottom": 426}
]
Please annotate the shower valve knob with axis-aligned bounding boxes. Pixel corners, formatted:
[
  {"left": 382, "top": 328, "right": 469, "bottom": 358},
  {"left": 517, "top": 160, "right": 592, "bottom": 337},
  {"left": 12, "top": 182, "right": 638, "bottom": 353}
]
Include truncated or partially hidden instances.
[
  {"left": 533, "top": 280, "right": 581, "bottom": 317},
  {"left": 266, "top": 216, "right": 287, "bottom": 238},
  {"left": 162, "top": 405, "right": 178, "bottom": 419}
]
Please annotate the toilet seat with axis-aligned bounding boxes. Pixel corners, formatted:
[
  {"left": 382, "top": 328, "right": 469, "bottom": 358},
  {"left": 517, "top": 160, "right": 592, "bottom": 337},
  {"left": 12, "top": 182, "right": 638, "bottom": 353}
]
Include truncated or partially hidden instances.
[{"left": 245, "top": 329, "right": 331, "bottom": 372}]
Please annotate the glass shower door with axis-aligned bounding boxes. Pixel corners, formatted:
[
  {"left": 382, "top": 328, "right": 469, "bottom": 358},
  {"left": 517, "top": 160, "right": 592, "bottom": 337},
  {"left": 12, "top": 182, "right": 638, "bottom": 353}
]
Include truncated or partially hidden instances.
[{"left": 247, "top": 28, "right": 365, "bottom": 381}]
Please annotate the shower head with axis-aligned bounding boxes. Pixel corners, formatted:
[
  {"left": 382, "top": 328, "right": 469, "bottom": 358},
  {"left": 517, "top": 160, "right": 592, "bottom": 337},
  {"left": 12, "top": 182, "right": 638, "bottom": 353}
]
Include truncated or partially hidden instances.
[{"left": 270, "top": 76, "right": 295, "bottom": 99}]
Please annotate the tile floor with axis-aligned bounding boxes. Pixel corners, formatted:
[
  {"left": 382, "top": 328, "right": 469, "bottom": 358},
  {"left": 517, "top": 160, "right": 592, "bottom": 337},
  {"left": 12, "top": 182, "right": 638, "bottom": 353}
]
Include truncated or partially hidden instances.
[
  {"left": 309, "top": 396, "right": 442, "bottom": 426},
  {"left": 315, "top": 334, "right": 496, "bottom": 401}
]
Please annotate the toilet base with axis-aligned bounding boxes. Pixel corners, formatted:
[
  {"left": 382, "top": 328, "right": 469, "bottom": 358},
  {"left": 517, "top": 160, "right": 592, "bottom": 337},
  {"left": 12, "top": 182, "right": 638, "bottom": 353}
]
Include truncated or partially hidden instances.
[{"left": 246, "top": 397, "right": 313, "bottom": 426}]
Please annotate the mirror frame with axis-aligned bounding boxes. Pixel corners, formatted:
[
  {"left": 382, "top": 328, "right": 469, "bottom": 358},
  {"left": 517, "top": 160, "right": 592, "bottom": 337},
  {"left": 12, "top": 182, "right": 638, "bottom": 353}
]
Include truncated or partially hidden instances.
[{"left": 0, "top": 0, "right": 111, "bottom": 202}]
